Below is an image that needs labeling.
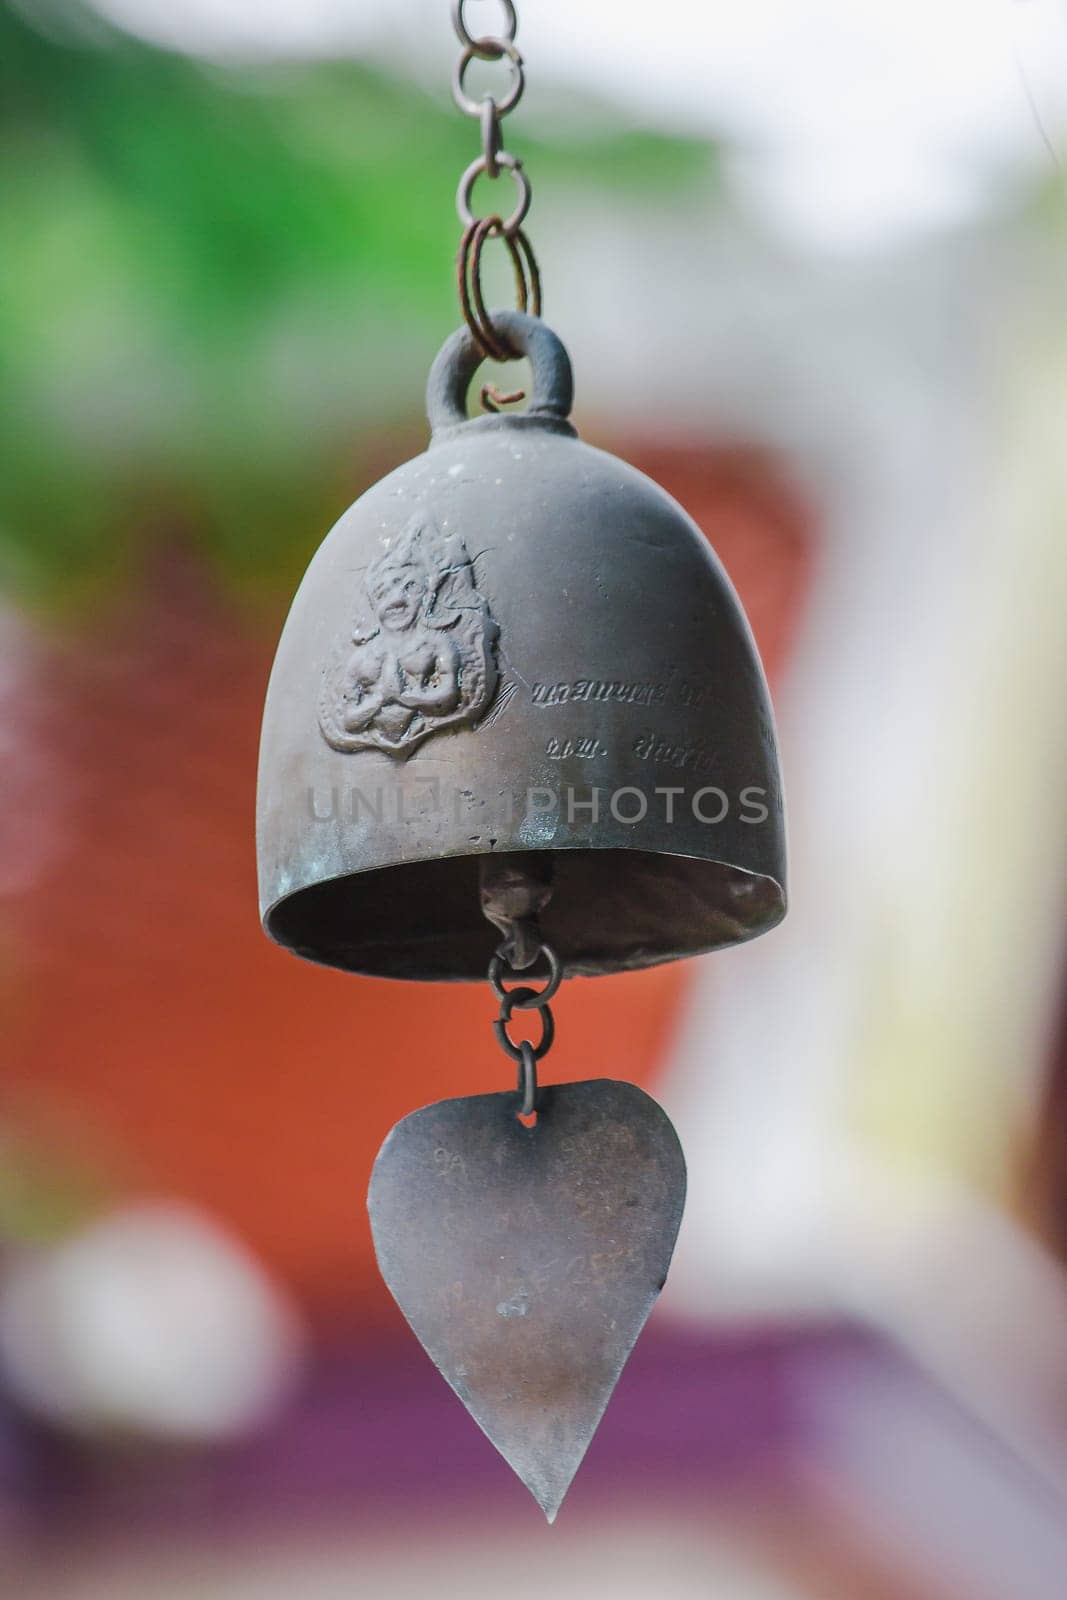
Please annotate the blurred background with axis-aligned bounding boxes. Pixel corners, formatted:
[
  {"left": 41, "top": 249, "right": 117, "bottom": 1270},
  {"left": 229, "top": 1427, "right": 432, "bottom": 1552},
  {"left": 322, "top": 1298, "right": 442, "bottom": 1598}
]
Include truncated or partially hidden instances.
[{"left": 2, "top": 0, "right": 1067, "bottom": 1593}]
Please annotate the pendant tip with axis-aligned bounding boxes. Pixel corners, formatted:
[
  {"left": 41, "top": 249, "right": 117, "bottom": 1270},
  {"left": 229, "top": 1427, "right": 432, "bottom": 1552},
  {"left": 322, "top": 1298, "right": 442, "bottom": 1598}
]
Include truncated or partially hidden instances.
[
  {"left": 533, "top": 1487, "right": 564, "bottom": 1525},
  {"left": 523, "top": 1468, "right": 575, "bottom": 1524}
]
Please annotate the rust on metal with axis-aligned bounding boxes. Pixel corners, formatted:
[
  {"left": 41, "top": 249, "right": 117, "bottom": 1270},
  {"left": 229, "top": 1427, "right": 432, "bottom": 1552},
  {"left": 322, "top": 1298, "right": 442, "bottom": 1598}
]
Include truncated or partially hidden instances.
[{"left": 457, "top": 215, "right": 542, "bottom": 367}]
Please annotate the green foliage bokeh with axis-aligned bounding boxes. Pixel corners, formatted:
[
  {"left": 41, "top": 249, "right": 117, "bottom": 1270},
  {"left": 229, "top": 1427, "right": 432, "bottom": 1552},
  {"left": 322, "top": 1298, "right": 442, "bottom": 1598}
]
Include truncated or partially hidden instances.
[{"left": 0, "top": 4, "right": 714, "bottom": 610}]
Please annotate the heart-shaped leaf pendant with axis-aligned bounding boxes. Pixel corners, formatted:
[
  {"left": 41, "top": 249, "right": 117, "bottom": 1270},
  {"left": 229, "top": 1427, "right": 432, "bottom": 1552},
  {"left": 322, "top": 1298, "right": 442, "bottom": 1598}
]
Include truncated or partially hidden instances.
[{"left": 368, "top": 1078, "right": 686, "bottom": 1520}]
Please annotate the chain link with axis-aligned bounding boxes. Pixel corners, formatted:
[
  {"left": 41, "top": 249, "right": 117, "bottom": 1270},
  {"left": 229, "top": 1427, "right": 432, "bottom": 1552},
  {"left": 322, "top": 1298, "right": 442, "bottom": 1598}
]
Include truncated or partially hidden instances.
[
  {"left": 480, "top": 97, "right": 501, "bottom": 178},
  {"left": 458, "top": 215, "right": 540, "bottom": 363},
  {"left": 488, "top": 938, "right": 558, "bottom": 1127},
  {"left": 450, "top": 0, "right": 540, "bottom": 375},
  {"left": 516, "top": 1041, "right": 538, "bottom": 1118},
  {"left": 493, "top": 986, "right": 555, "bottom": 1062},
  {"left": 453, "top": 39, "right": 524, "bottom": 120},
  {"left": 451, "top": 0, "right": 517, "bottom": 56},
  {"left": 488, "top": 943, "right": 562, "bottom": 1008},
  {"left": 450, "top": 4, "right": 527, "bottom": 223},
  {"left": 456, "top": 151, "right": 530, "bottom": 234}
]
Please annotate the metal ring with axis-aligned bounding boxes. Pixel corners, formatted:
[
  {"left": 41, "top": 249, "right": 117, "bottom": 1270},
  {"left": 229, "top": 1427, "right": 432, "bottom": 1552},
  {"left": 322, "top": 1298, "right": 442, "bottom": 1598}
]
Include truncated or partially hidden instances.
[
  {"left": 493, "top": 999, "right": 554, "bottom": 1062},
  {"left": 453, "top": 41, "right": 524, "bottom": 119},
  {"left": 489, "top": 944, "right": 562, "bottom": 1009},
  {"left": 452, "top": 0, "right": 517, "bottom": 54},
  {"left": 456, "top": 151, "right": 530, "bottom": 235},
  {"left": 470, "top": 222, "right": 541, "bottom": 339},
  {"left": 458, "top": 218, "right": 519, "bottom": 361},
  {"left": 457, "top": 217, "right": 542, "bottom": 370},
  {"left": 467, "top": 218, "right": 535, "bottom": 360},
  {"left": 516, "top": 1040, "right": 538, "bottom": 1117}
]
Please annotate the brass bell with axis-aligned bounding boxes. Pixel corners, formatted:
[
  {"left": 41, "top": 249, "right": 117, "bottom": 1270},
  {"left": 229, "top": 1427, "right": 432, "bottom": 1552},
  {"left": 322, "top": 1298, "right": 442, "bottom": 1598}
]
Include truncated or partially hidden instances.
[{"left": 256, "top": 311, "right": 785, "bottom": 976}]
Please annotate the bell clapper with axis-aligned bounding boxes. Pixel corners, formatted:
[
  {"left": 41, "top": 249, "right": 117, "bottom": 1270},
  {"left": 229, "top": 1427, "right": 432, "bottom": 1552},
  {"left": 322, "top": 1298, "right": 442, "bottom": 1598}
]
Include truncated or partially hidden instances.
[{"left": 478, "top": 852, "right": 554, "bottom": 971}]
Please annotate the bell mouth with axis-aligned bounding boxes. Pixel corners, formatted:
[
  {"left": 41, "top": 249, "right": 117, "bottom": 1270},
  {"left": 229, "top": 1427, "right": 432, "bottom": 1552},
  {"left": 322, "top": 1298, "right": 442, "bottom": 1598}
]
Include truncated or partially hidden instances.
[{"left": 263, "top": 847, "right": 785, "bottom": 981}]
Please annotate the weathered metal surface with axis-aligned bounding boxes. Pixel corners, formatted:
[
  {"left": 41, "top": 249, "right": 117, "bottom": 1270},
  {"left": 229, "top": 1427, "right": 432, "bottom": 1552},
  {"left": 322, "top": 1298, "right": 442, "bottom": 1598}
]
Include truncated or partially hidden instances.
[
  {"left": 257, "top": 310, "right": 786, "bottom": 977},
  {"left": 367, "top": 1078, "right": 686, "bottom": 1520}
]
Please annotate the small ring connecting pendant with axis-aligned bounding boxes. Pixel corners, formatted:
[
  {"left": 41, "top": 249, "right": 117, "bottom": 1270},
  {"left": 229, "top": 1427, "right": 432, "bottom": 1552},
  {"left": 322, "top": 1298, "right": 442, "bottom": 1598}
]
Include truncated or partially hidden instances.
[
  {"left": 493, "top": 985, "right": 555, "bottom": 1061},
  {"left": 489, "top": 943, "right": 562, "bottom": 1008},
  {"left": 516, "top": 1040, "right": 538, "bottom": 1117},
  {"left": 457, "top": 151, "right": 531, "bottom": 235}
]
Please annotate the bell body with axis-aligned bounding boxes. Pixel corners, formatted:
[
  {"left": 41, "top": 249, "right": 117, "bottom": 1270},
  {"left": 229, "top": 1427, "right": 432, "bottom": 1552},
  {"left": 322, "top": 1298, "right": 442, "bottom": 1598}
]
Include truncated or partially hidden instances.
[{"left": 257, "top": 313, "right": 786, "bottom": 978}]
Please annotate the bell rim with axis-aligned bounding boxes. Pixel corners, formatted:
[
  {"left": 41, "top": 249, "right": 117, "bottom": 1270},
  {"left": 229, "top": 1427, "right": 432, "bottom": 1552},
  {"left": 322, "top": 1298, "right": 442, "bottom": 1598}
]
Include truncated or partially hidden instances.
[{"left": 259, "top": 837, "right": 787, "bottom": 982}]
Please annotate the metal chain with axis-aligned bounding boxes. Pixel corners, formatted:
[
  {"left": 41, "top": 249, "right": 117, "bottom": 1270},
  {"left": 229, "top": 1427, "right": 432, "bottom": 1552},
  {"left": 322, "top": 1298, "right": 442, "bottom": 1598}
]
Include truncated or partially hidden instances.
[
  {"left": 450, "top": 0, "right": 541, "bottom": 371},
  {"left": 458, "top": 214, "right": 541, "bottom": 367},
  {"left": 488, "top": 939, "right": 561, "bottom": 1114}
]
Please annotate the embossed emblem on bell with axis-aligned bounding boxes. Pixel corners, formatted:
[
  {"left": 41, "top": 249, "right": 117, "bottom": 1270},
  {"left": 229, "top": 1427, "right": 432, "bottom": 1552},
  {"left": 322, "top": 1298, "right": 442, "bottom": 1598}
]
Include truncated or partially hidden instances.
[
  {"left": 255, "top": 0, "right": 786, "bottom": 1524},
  {"left": 317, "top": 514, "right": 499, "bottom": 757}
]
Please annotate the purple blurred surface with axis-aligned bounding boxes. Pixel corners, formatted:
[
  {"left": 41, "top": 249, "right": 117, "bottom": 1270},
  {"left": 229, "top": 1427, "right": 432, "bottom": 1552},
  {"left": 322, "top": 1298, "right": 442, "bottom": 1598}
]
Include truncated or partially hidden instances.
[{"left": 4, "top": 1315, "right": 1067, "bottom": 1600}]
